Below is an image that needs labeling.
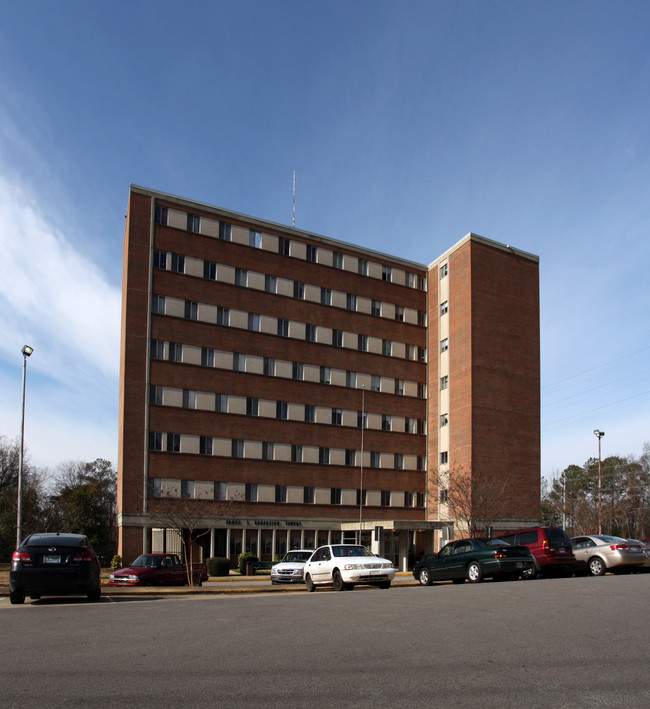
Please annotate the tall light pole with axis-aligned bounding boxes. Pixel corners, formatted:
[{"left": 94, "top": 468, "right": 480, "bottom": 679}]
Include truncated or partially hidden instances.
[
  {"left": 16, "top": 345, "right": 34, "bottom": 548},
  {"left": 358, "top": 386, "right": 365, "bottom": 544},
  {"left": 593, "top": 429, "right": 605, "bottom": 535}
]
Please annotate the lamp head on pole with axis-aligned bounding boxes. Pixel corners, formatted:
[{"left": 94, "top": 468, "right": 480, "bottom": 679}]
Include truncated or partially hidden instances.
[
  {"left": 593, "top": 429, "right": 605, "bottom": 439},
  {"left": 21, "top": 345, "right": 34, "bottom": 357}
]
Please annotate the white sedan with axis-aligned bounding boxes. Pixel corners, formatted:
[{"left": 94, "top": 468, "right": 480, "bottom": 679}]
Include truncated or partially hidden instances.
[
  {"left": 270, "top": 550, "right": 314, "bottom": 584},
  {"left": 303, "top": 544, "right": 395, "bottom": 591}
]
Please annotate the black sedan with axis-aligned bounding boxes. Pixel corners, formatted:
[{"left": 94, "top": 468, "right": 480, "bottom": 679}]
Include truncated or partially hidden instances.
[
  {"left": 9, "top": 532, "right": 102, "bottom": 604},
  {"left": 413, "top": 538, "right": 535, "bottom": 585}
]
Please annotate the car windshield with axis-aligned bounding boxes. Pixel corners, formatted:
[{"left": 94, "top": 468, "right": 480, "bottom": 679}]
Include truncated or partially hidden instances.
[
  {"left": 130, "top": 555, "right": 161, "bottom": 568},
  {"left": 485, "top": 539, "right": 510, "bottom": 547},
  {"left": 283, "top": 551, "right": 312, "bottom": 562},
  {"left": 594, "top": 535, "right": 627, "bottom": 544},
  {"left": 331, "top": 545, "right": 374, "bottom": 558}
]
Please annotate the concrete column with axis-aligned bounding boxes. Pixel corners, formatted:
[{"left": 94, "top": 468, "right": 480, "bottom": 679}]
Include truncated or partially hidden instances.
[{"left": 399, "top": 530, "right": 409, "bottom": 571}]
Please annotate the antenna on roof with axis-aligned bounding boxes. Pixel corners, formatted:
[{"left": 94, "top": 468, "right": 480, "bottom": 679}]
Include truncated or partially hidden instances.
[{"left": 292, "top": 170, "right": 296, "bottom": 228}]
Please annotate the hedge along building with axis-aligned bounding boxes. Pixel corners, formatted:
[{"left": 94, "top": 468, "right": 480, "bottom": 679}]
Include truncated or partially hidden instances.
[{"left": 118, "top": 185, "right": 540, "bottom": 569}]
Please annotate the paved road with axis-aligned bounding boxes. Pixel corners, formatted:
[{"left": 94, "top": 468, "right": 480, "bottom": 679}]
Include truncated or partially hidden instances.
[{"left": 2, "top": 574, "right": 649, "bottom": 708}]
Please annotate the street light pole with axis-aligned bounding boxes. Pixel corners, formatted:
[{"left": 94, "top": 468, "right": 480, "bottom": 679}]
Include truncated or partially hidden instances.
[
  {"left": 359, "top": 386, "right": 365, "bottom": 544},
  {"left": 593, "top": 429, "right": 605, "bottom": 535},
  {"left": 16, "top": 345, "right": 34, "bottom": 548}
]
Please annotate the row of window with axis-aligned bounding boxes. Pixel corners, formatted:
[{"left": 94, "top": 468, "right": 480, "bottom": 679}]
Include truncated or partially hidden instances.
[
  {"left": 148, "top": 432, "right": 426, "bottom": 471},
  {"left": 152, "top": 294, "right": 427, "bottom": 362},
  {"left": 154, "top": 206, "right": 427, "bottom": 290},
  {"left": 148, "top": 477, "right": 426, "bottom": 508},
  {"left": 151, "top": 340, "right": 428, "bottom": 399},
  {"left": 154, "top": 249, "right": 427, "bottom": 326},
  {"left": 150, "top": 385, "right": 427, "bottom": 434}
]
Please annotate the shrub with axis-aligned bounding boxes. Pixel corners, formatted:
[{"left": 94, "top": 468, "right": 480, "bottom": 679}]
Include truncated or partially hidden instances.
[
  {"left": 110, "top": 554, "right": 122, "bottom": 570},
  {"left": 238, "top": 551, "right": 258, "bottom": 575},
  {"left": 207, "top": 557, "right": 231, "bottom": 577}
]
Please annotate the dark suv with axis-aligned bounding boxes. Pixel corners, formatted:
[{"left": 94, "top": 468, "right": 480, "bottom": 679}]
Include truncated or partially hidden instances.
[
  {"left": 497, "top": 527, "right": 575, "bottom": 578},
  {"left": 10, "top": 532, "right": 101, "bottom": 604}
]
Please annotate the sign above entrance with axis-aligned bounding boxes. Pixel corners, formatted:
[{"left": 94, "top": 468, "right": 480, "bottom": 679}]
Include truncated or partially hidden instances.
[{"left": 226, "top": 519, "right": 303, "bottom": 528}]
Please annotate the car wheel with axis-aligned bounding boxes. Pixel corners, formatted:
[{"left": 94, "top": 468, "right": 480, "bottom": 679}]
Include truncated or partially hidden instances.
[
  {"left": 452, "top": 578, "right": 465, "bottom": 585},
  {"left": 333, "top": 570, "right": 346, "bottom": 592},
  {"left": 588, "top": 557, "right": 606, "bottom": 576},
  {"left": 521, "top": 566, "right": 537, "bottom": 580},
  {"left": 377, "top": 581, "right": 391, "bottom": 589},
  {"left": 305, "top": 574, "right": 315, "bottom": 592},
  {"left": 192, "top": 574, "right": 203, "bottom": 586},
  {"left": 30, "top": 593, "right": 41, "bottom": 600},
  {"left": 467, "top": 561, "right": 483, "bottom": 583},
  {"left": 10, "top": 590, "right": 25, "bottom": 605},
  {"left": 144, "top": 578, "right": 156, "bottom": 587},
  {"left": 418, "top": 568, "right": 432, "bottom": 586},
  {"left": 87, "top": 587, "right": 101, "bottom": 602}
]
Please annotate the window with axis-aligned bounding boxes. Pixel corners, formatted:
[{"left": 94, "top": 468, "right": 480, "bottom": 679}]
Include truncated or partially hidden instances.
[
  {"left": 439, "top": 489, "right": 449, "bottom": 504},
  {"left": 357, "top": 489, "right": 367, "bottom": 506},
  {"left": 168, "top": 342, "right": 182, "bottom": 362},
  {"left": 320, "top": 288, "right": 331, "bottom": 305},
  {"left": 276, "top": 401, "right": 288, "bottom": 419},
  {"left": 440, "top": 375, "right": 449, "bottom": 390},
  {"left": 306, "top": 244, "right": 317, "bottom": 262},
  {"left": 217, "top": 307, "right": 230, "bottom": 326},
  {"left": 418, "top": 382, "right": 426, "bottom": 398},
  {"left": 293, "top": 281, "right": 305, "bottom": 299},
  {"left": 345, "top": 449, "right": 356, "bottom": 466},
  {"left": 440, "top": 413, "right": 449, "bottom": 427},
  {"left": 358, "top": 334, "right": 368, "bottom": 352},
  {"left": 440, "top": 300, "right": 449, "bottom": 316},
  {"left": 232, "top": 440, "right": 244, "bottom": 458},
  {"left": 219, "top": 222, "right": 231, "bottom": 241},
  {"left": 382, "top": 265, "right": 392, "bottom": 282},
  {"left": 204, "top": 261, "right": 217, "bottom": 280},
  {"left": 395, "top": 306, "right": 404, "bottom": 322},
  {"left": 382, "top": 339, "right": 392, "bottom": 356},
  {"left": 246, "top": 397, "right": 259, "bottom": 416},
  {"left": 395, "top": 454, "right": 403, "bottom": 470},
  {"left": 371, "top": 375, "right": 381, "bottom": 392},
  {"left": 346, "top": 293, "right": 357, "bottom": 310},
  {"left": 305, "top": 324, "right": 316, "bottom": 342},
  {"left": 417, "top": 419, "right": 426, "bottom": 434},
  {"left": 404, "top": 492, "right": 413, "bottom": 507},
  {"left": 346, "top": 371, "right": 357, "bottom": 388},
  {"left": 149, "top": 385, "right": 163, "bottom": 405},
  {"left": 370, "top": 451, "right": 380, "bottom": 467},
  {"left": 440, "top": 338, "right": 449, "bottom": 353},
  {"left": 303, "top": 486, "right": 314, "bottom": 503},
  {"left": 215, "top": 482, "right": 227, "bottom": 500},
  {"left": 154, "top": 206, "right": 168, "bottom": 225},
  {"left": 440, "top": 451, "right": 449, "bottom": 465},
  {"left": 185, "top": 301, "right": 198, "bottom": 320},
  {"left": 320, "top": 366, "right": 330, "bottom": 384},
  {"left": 149, "top": 431, "right": 163, "bottom": 451},
  {"left": 332, "top": 329, "right": 343, "bottom": 347},
  {"left": 395, "top": 379, "right": 404, "bottom": 396},
  {"left": 417, "top": 311, "right": 426, "bottom": 326},
  {"left": 265, "top": 274, "right": 277, "bottom": 293},
  {"left": 381, "top": 490, "right": 391, "bottom": 507},
  {"left": 249, "top": 230, "right": 261, "bottom": 248},
  {"left": 357, "top": 411, "right": 367, "bottom": 429},
  {"left": 170, "top": 254, "right": 184, "bottom": 273},
  {"left": 417, "top": 456, "right": 426, "bottom": 472},
  {"left": 235, "top": 268, "right": 247, "bottom": 287},
  {"left": 153, "top": 250, "right": 167, "bottom": 269},
  {"left": 406, "top": 418, "right": 416, "bottom": 434},
  {"left": 187, "top": 213, "right": 200, "bottom": 233},
  {"left": 371, "top": 300, "right": 381, "bottom": 316},
  {"left": 215, "top": 394, "right": 228, "bottom": 413},
  {"left": 292, "top": 361, "right": 303, "bottom": 380},
  {"left": 330, "top": 488, "right": 341, "bottom": 505},
  {"left": 277, "top": 318, "right": 289, "bottom": 337},
  {"left": 382, "top": 414, "right": 392, "bottom": 431},
  {"left": 331, "top": 409, "right": 342, "bottom": 425},
  {"left": 200, "top": 436, "right": 213, "bottom": 455},
  {"left": 167, "top": 433, "right": 180, "bottom": 452},
  {"left": 407, "top": 272, "right": 416, "bottom": 288},
  {"left": 263, "top": 357, "right": 275, "bottom": 376},
  {"left": 245, "top": 483, "right": 258, "bottom": 502},
  {"left": 263, "top": 442, "right": 274, "bottom": 461},
  {"left": 418, "top": 347, "right": 426, "bottom": 363},
  {"left": 304, "top": 405, "right": 315, "bottom": 423},
  {"left": 278, "top": 237, "right": 290, "bottom": 255},
  {"left": 151, "top": 340, "right": 165, "bottom": 359},
  {"left": 291, "top": 444, "right": 303, "bottom": 462},
  {"left": 248, "top": 313, "right": 260, "bottom": 331},
  {"left": 181, "top": 480, "right": 194, "bottom": 499},
  {"left": 332, "top": 252, "right": 343, "bottom": 269},
  {"left": 152, "top": 295, "right": 166, "bottom": 315},
  {"left": 358, "top": 259, "right": 368, "bottom": 276},
  {"left": 319, "top": 447, "right": 330, "bottom": 464},
  {"left": 440, "top": 263, "right": 448, "bottom": 278},
  {"left": 182, "top": 390, "right": 196, "bottom": 409},
  {"left": 233, "top": 353, "right": 245, "bottom": 371},
  {"left": 275, "top": 485, "right": 287, "bottom": 502}
]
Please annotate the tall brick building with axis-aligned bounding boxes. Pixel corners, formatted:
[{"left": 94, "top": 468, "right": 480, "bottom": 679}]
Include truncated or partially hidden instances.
[{"left": 118, "top": 185, "right": 540, "bottom": 569}]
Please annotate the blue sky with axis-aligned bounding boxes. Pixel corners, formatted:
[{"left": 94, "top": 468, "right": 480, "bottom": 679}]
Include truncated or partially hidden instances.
[{"left": 1, "top": 1, "right": 649, "bottom": 480}]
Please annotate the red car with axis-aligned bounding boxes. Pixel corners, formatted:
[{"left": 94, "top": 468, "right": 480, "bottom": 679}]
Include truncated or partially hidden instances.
[
  {"left": 497, "top": 527, "right": 576, "bottom": 578},
  {"left": 108, "top": 553, "right": 208, "bottom": 586}
]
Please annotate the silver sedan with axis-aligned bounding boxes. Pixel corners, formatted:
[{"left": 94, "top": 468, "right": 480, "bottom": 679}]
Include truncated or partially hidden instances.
[{"left": 571, "top": 535, "right": 647, "bottom": 576}]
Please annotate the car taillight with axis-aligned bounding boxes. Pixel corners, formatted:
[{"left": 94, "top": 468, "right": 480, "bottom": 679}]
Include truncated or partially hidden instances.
[
  {"left": 492, "top": 551, "right": 506, "bottom": 558},
  {"left": 12, "top": 551, "right": 31, "bottom": 562},
  {"left": 610, "top": 544, "right": 630, "bottom": 551},
  {"left": 542, "top": 540, "right": 549, "bottom": 549},
  {"left": 72, "top": 552, "right": 93, "bottom": 562}
]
